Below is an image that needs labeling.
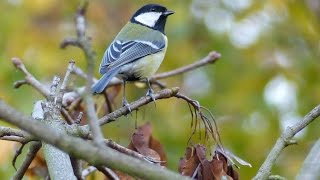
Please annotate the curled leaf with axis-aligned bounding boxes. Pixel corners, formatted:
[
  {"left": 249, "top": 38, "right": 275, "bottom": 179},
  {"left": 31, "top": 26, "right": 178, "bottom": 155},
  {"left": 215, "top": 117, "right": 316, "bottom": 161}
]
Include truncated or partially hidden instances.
[
  {"left": 179, "top": 144, "right": 240, "bottom": 180},
  {"left": 128, "top": 122, "right": 167, "bottom": 166}
]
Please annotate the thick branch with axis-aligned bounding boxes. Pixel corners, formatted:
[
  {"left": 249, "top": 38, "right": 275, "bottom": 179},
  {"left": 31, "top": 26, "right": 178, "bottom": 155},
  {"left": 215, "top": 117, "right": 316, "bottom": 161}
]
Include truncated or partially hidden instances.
[
  {"left": 0, "top": 100, "right": 189, "bottom": 180},
  {"left": 253, "top": 104, "right": 320, "bottom": 180}
]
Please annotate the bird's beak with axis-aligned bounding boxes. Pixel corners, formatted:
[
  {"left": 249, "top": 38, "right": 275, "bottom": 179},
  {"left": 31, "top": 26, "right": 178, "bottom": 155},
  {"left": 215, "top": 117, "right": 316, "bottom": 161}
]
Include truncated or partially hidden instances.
[{"left": 163, "top": 10, "right": 175, "bottom": 16}]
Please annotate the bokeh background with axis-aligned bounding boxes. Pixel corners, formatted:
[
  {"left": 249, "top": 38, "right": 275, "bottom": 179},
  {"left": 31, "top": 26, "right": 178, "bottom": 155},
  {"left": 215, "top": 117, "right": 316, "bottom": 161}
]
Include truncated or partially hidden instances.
[{"left": 1, "top": 0, "right": 320, "bottom": 179}]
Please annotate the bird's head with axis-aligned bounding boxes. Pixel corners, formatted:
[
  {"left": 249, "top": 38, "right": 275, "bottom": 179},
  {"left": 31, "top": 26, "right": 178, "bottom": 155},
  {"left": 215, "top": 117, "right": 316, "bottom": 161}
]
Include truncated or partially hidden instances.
[{"left": 130, "top": 4, "right": 174, "bottom": 33}]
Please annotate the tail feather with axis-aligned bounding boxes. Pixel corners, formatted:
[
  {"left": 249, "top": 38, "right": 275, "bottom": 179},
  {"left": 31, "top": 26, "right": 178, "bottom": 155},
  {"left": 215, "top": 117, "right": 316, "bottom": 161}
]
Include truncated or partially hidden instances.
[{"left": 92, "top": 69, "right": 120, "bottom": 94}]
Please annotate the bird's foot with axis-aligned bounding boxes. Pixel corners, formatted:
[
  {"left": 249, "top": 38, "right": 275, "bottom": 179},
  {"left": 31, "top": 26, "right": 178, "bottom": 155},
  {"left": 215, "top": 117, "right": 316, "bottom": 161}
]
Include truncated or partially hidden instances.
[
  {"left": 146, "top": 88, "right": 156, "bottom": 107},
  {"left": 122, "top": 97, "right": 132, "bottom": 113}
]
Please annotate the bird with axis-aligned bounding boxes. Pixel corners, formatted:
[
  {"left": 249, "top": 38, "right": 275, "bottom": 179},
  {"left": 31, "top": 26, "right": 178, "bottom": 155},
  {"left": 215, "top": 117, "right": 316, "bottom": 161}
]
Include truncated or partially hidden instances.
[{"left": 92, "top": 4, "right": 174, "bottom": 111}]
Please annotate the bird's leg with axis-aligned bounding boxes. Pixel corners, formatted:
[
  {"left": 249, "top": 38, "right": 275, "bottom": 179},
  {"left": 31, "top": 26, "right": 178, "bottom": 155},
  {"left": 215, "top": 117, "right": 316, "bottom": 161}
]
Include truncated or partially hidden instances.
[
  {"left": 122, "top": 80, "right": 131, "bottom": 112},
  {"left": 146, "top": 78, "right": 156, "bottom": 107}
]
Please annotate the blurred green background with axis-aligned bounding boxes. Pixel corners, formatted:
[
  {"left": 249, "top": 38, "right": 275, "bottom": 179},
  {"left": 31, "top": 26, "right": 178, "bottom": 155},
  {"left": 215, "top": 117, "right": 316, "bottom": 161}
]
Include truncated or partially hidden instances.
[{"left": 1, "top": 0, "right": 320, "bottom": 179}]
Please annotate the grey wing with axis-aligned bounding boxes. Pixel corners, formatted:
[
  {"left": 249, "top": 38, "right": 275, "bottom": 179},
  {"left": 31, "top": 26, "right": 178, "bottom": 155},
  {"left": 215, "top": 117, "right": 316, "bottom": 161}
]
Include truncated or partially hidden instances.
[{"left": 99, "top": 40, "right": 165, "bottom": 74}]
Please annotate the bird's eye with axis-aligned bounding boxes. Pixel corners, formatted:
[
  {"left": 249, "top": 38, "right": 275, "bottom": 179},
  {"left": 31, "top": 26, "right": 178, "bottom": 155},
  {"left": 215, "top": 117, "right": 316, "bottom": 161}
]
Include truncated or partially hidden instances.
[{"left": 151, "top": 8, "right": 156, "bottom": 12}]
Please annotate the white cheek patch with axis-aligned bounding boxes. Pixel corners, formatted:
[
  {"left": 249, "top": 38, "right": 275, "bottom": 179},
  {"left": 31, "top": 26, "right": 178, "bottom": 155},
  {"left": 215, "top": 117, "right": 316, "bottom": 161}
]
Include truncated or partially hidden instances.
[{"left": 134, "top": 12, "right": 162, "bottom": 27}]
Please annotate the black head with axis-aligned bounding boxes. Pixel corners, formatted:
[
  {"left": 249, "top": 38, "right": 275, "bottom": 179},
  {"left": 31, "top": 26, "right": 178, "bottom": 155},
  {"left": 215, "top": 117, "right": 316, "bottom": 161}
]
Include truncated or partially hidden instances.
[{"left": 130, "top": 4, "right": 174, "bottom": 33}]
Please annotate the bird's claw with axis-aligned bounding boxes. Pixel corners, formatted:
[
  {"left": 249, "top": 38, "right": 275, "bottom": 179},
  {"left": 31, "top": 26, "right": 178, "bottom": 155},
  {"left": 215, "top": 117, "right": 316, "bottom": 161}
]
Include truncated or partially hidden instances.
[
  {"left": 146, "top": 89, "right": 156, "bottom": 107},
  {"left": 122, "top": 97, "right": 132, "bottom": 112}
]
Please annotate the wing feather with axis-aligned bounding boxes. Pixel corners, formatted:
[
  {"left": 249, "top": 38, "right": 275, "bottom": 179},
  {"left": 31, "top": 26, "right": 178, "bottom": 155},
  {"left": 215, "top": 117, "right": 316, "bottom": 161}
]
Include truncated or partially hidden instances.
[{"left": 99, "top": 40, "right": 165, "bottom": 74}]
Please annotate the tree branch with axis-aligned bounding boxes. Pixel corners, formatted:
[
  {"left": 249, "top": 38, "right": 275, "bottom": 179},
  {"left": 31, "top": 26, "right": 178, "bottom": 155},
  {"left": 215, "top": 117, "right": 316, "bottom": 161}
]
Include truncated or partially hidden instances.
[
  {"left": 64, "top": 0, "right": 105, "bottom": 146},
  {"left": 39, "top": 69, "right": 77, "bottom": 180},
  {"left": 96, "top": 87, "right": 179, "bottom": 126},
  {"left": 0, "top": 126, "right": 29, "bottom": 138},
  {"left": 12, "top": 57, "right": 50, "bottom": 96},
  {"left": 253, "top": 104, "right": 320, "bottom": 180},
  {"left": 12, "top": 57, "right": 75, "bottom": 124},
  {"left": 0, "top": 126, "right": 33, "bottom": 143},
  {"left": 0, "top": 100, "right": 190, "bottom": 180},
  {"left": 150, "top": 51, "right": 221, "bottom": 81},
  {"left": 105, "top": 139, "right": 161, "bottom": 164},
  {"left": 12, "top": 142, "right": 42, "bottom": 180},
  {"left": 71, "top": 158, "right": 84, "bottom": 180}
]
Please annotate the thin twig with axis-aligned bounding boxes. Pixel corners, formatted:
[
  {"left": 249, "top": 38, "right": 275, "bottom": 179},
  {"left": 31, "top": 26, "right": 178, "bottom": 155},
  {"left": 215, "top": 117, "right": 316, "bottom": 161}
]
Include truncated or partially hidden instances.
[
  {"left": 105, "top": 139, "right": 162, "bottom": 164},
  {"left": 0, "top": 136, "right": 26, "bottom": 143},
  {"left": 66, "top": 87, "right": 180, "bottom": 137},
  {"left": 12, "top": 142, "right": 42, "bottom": 180},
  {"left": 0, "top": 126, "right": 29, "bottom": 138},
  {"left": 12, "top": 143, "right": 27, "bottom": 170},
  {"left": 13, "top": 80, "right": 28, "bottom": 89},
  {"left": 60, "top": 60, "right": 75, "bottom": 91},
  {"left": 11, "top": 57, "right": 74, "bottom": 124},
  {"left": 60, "top": 37, "right": 81, "bottom": 49},
  {"left": 12, "top": 57, "right": 49, "bottom": 96},
  {"left": 71, "top": 65, "right": 97, "bottom": 82},
  {"left": 96, "top": 166, "right": 120, "bottom": 180},
  {"left": 61, "top": 108, "right": 75, "bottom": 125},
  {"left": 66, "top": 0, "right": 105, "bottom": 146},
  {"left": 253, "top": 104, "right": 320, "bottom": 180},
  {"left": 57, "top": 60, "right": 76, "bottom": 124},
  {"left": 95, "top": 87, "right": 179, "bottom": 126},
  {"left": 150, "top": 51, "right": 221, "bottom": 81},
  {"left": 174, "top": 93, "right": 220, "bottom": 146},
  {"left": 49, "top": 76, "right": 60, "bottom": 97},
  {"left": 0, "top": 126, "right": 34, "bottom": 143}
]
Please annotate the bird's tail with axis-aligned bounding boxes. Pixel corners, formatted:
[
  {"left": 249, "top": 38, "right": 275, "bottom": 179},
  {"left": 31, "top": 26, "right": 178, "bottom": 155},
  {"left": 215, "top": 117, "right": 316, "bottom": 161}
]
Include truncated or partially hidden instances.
[{"left": 92, "top": 69, "right": 120, "bottom": 94}]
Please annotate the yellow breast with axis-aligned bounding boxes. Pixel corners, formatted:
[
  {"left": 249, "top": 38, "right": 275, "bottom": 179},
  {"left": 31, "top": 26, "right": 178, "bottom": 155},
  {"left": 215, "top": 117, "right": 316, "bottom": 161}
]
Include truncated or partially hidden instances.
[{"left": 126, "top": 35, "right": 168, "bottom": 79}]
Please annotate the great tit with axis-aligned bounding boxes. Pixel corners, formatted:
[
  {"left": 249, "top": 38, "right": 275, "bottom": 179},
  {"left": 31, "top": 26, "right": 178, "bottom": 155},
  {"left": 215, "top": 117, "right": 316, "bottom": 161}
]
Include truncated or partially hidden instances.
[{"left": 92, "top": 4, "right": 174, "bottom": 109}]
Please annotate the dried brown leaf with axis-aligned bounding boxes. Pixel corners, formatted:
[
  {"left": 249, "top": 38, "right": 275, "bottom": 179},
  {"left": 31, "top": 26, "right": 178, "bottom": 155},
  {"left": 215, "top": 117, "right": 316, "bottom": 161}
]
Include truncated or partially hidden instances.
[
  {"left": 180, "top": 144, "right": 239, "bottom": 180},
  {"left": 129, "top": 122, "right": 166, "bottom": 165},
  {"left": 149, "top": 135, "right": 167, "bottom": 166},
  {"left": 212, "top": 152, "right": 238, "bottom": 180},
  {"left": 131, "top": 132, "right": 161, "bottom": 162},
  {"left": 195, "top": 145, "right": 213, "bottom": 180},
  {"left": 116, "top": 122, "right": 166, "bottom": 179},
  {"left": 210, "top": 159, "right": 232, "bottom": 180},
  {"left": 227, "top": 165, "right": 239, "bottom": 180},
  {"left": 179, "top": 146, "right": 200, "bottom": 177}
]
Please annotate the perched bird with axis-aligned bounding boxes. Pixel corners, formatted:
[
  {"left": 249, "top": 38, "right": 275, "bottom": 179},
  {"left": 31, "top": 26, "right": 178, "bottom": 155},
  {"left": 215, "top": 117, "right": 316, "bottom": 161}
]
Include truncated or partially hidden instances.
[{"left": 92, "top": 4, "right": 174, "bottom": 110}]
